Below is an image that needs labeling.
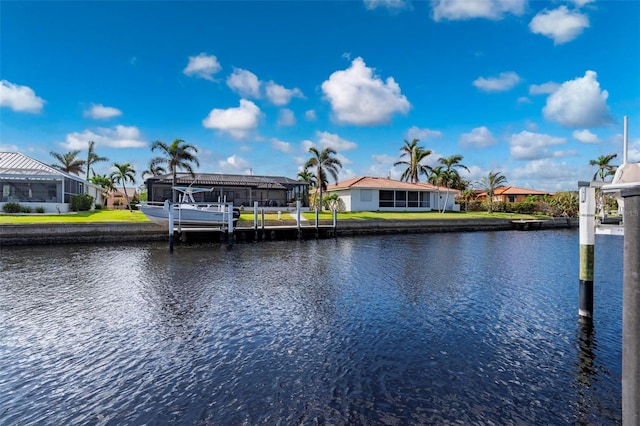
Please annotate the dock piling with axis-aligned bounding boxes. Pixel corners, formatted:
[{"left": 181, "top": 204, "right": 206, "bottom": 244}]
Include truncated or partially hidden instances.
[
  {"left": 168, "top": 202, "right": 174, "bottom": 253},
  {"left": 578, "top": 182, "right": 595, "bottom": 321}
]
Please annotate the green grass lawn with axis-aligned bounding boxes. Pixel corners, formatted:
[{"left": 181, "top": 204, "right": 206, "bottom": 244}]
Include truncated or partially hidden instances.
[
  {"left": 0, "top": 208, "right": 544, "bottom": 225},
  {"left": 0, "top": 209, "right": 151, "bottom": 224}
]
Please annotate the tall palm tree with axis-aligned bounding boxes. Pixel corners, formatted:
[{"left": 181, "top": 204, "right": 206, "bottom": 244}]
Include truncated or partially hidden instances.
[
  {"left": 85, "top": 141, "right": 109, "bottom": 180},
  {"left": 479, "top": 171, "right": 508, "bottom": 213},
  {"left": 141, "top": 157, "right": 167, "bottom": 180},
  {"left": 437, "top": 155, "right": 469, "bottom": 213},
  {"left": 110, "top": 162, "right": 136, "bottom": 211},
  {"left": 305, "top": 147, "right": 342, "bottom": 211},
  {"left": 589, "top": 154, "right": 618, "bottom": 182},
  {"left": 50, "top": 150, "right": 86, "bottom": 176},
  {"left": 297, "top": 168, "right": 316, "bottom": 207},
  {"left": 150, "top": 139, "right": 199, "bottom": 202},
  {"left": 394, "top": 138, "right": 432, "bottom": 183}
]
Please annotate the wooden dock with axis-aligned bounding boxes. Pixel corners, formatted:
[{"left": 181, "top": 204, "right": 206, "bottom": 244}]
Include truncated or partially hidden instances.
[{"left": 510, "top": 219, "right": 546, "bottom": 230}]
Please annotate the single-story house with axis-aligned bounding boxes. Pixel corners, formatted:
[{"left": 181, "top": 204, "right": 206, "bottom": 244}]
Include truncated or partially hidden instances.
[
  {"left": 476, "top": 186, "right": 550, "bottom": 204},
  {"left": 145, "top": 173, "right": 309, "bottom": 208},
  {"left": 325, "top": 176, "right": 460, "bottom": 212},
  {"left": 106, "top": 187, "right": 138, "bottom": 209},
  {"left": 0, "top": 152, "right": 103, "bottom": 213}
]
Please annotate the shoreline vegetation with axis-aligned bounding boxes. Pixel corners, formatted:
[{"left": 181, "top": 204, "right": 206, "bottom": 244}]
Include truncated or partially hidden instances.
[{"left": 0, "top": 209, "right": 547, "bottom": 225}]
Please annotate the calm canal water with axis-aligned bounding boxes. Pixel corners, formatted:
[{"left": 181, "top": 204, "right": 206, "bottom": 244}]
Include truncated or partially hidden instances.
[{"left": 0, "top": 230, "right": 624, "bottom": 425}]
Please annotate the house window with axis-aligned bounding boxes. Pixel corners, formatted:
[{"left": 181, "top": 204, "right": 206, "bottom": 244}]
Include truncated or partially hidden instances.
[
  {"left": 408, "top": 191, "right": 419, "bottom": 207},
  {"left": 395, "top": 191, "right": 407, "bottom": 207},
  {"left": 360, "top": 189, "right": 372, "bottom": 202},
  {"left": 419, "top": 192, "right": 430, "bottom": 208},
  {"left": 379, "top": 190, "right": 394, "bottom": 207},
  {"left": 508, "top": 195, "right": 516, "bottom": 203}
]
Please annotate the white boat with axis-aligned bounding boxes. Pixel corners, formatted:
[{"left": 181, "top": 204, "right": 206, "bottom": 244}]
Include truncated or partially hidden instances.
[{"left": 139, "top": 187, "right": 240, "bottom": 226}]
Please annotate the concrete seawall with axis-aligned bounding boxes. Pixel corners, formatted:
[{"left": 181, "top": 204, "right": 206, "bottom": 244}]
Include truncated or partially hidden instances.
[{"left": 0, "top": 218, "right": 577, "bottom": 246}]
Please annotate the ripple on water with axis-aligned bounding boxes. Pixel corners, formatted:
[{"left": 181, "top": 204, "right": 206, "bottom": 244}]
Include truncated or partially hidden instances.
[{"left": 0, "top": 232, "right": 623, "bottom": 425}]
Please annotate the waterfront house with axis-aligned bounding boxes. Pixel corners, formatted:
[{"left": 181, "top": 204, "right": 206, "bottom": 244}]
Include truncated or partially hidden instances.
[
  {"left": 475, "top": 186, "right": 550, "bottom": 204},
  {"left": 145, "top": 173, "right": 309, "bottom": 208},
  {"left": 0, "top": 152, "right": 102, "bottom": 213},
  {"left": 106, "top": 187, "right": 137, "bottom": 209},
  {"left": 325, "top": 176, "right": 460, "bottom": 212}
]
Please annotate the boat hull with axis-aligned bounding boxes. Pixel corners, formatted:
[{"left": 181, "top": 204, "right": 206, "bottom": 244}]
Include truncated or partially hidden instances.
[{"left": 140, "top": 203, "right": 239, "bottom": 226}]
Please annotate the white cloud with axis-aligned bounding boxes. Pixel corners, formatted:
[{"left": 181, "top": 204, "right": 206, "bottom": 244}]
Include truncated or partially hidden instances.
[
  {"left": 406, "top": 126, "right": 442, "bottom": 141},
  {"left": 217, "top": 154, "right": 251, "bottom": 173},
  {"left": 63, "top": 125, "right": 147, "bottom": 149},
  {"left": 510, "top": 159, "right": 578, "bottom": 192},
  {"left": 183, "top": 53, "right": 222, "bottom": 81},
  {"left": 277, "top": 108, "right": 296, "bottom": 126},
  {"left": 629, "top": 138, "right": 640, "bottom": 163},
  {"left": 364, "top": 0, "right": 410, "bottom": 11},
  {"left": 570, "top": 0, "right": 595, "bottom": 6},
  {"left": 202, "top": 99, "right": 262, "bottom": 139},
  {"left": 271, "top": 138, "right": 292, "bottom": 153},
  {"left": 529, "top": 82, "right": 560, "bottom": 95},
  {"left": 473, "top": 71, "right": 521, "bottom": 92},
  {"left": 301, "top": 139, "right": 315, "bottom": 152},
  {"left": 572, "top": 129, "right": 600, "bottom": 144},
  {"left": 84, "top": 104, "right": 122, "bottom": 120},
  {"left": 317, "top": 131, "right": 358, "bottom": 151},
  {"left": 431, "top": 0, "right": 526, "bottom": 21},
  {"left": 305, "top": 110, "right": 317, "bottom": 121},
  {"left": 321, "top": 57, "right": 410, "bottom": 126},
  {"left": 509, "top": 131, "right": 566, "bottom": 160},
  {"left": 0, "top": 80, "right": 45, "bottom": 113},
  {"left": 0, "top": 143, "right": 20, "bottom": 152},
  {"left": 459, "top": 126, "right": 496, "bottom": 148},
  {"left": 227, "top": 68, "right": 261, "bottom": 98},
  {"left": 529, "top": 6, "right": 589, "bottom": 44},
  {"left": 265, "top": 81, "right": 304, "bottom": 106},
  {"left": 543, "top": 70, "right": 612, "bottom": 128},
  {"left": 517, "top": 97, "right": 532, "bottom": 104}
]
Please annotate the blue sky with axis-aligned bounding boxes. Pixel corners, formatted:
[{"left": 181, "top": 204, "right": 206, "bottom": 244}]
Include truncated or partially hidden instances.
[{"left": 1, "top": 0, "right": 639, "bottom": 191}]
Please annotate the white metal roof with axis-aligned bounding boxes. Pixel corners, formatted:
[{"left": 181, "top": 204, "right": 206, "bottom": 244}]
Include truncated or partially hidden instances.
[{"left": 0, "top": 152, "right": 62, "bottom": 177}]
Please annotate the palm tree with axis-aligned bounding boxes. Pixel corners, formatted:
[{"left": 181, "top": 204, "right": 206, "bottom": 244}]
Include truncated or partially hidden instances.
[
  {"left": 393, "top": 138, "right": 432, "bottom": 183},
  {"left": 589, "top": 154, "right": 618, "bottom": 182},
  {"left": 85, "top": 141, "right": 109, "bottom": 180},
  {"left": 141, "top": 157, "right": 167, "bottom": 180},
  {"left": 150, "top": 139, "right": 199, "bottom": 202},
  {"left": 297, "top": 168, "right": 316, "bottom": 207},
  {"left": 479, "top": 171, "right": 508, "bottom": 213},
  {"left": 50, "top": 150, "right": 86, "bottom": 176},
  {"left": 110, "top": 162, "right": 136, "bottom": 211},
  {"left": 438, "top": 155, "right": 469, "bottom": 213},
  {"left": 305, "top": 147, "right": 342, "bottom": 211}
]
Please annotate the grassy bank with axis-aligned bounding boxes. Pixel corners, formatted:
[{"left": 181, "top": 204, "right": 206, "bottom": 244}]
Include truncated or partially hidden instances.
[{"left": 1, "top": 209, "right": 544, "bottom": 224}]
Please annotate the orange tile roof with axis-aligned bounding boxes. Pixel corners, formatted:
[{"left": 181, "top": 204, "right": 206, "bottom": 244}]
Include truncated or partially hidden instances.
[
  {"left": 327, "top": 176, "right": 457, "bottom": 193},
  {"left": 493, "top": 186, "right": 549, "bottom": 195}
]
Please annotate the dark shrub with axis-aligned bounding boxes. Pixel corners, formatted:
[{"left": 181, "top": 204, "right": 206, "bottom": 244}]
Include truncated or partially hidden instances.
[
  {"left": 71, "top": 194, "right": 94, "bottom": 212},
  {"left": 35, "top": 206, "right": 46, "bottom": 213},
  {"left": 94, "top": 203, "right": 102, "bottom": 210},
  {"left": 2, "top": 202, "right": 22, "bottom": 213},
  {"left": 20, "top": 206, "right": 32, "bottom": 213}
]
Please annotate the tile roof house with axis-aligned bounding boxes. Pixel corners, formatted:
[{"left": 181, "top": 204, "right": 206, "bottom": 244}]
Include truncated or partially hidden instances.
[
  {"left": 325, "top": 176, "right": 460, "bottom": 212},
  {"left": 476, "top": 186, "right": 550, "bottom": 203},
  {"left": 0, "top": 152, "right": 102, "bottom": 213}
]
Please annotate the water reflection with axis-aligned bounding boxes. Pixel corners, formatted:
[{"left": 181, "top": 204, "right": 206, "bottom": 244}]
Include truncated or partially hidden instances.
[{"left": 0, "top": 231, "right": 623, "bottom": 424}]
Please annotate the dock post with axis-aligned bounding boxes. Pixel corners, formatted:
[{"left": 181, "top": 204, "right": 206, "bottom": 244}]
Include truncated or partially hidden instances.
[
  {"left": 620, "top": 187, "right": 640, "bottom": 425},
  {"left": 332, "top": 208, "right": 337, "bottom": 238},
  {"left": 168, "top": 202, "right": 174, "bottom": 253},
  {"left": 261, "top": 208, "right": 266, "bottom": 240},
  {"left": 227, "top": 202, "right": 234, "bottom": 248},
  {"left": 315, "top": 209, "right": 319, "bottom": 239},
  {"left": 578, "top": 181, "right": 595, "bottom": 321},
  {"left": 253, "top": 201, "right": 258, "bottom": 241},
  {"left": 296, "top": 200, "right": 302, "bottom": 239}
]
